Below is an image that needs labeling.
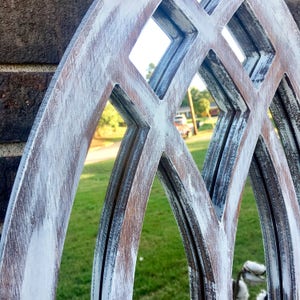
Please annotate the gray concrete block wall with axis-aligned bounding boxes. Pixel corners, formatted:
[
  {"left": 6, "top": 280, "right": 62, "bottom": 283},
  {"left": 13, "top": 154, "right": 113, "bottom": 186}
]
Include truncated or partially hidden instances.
[
  {"left": 0, "top": 71, "right": 54, "bottom": 141},
  {"left": 0, "top": 0, "right": 94, "bottom": 63},
  {"left": 0, "top": 0, "right": 93, "bottom": 225}
]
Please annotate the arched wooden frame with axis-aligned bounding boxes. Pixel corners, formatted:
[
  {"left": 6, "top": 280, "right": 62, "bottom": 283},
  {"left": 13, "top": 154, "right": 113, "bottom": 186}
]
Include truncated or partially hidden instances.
[{"left": 0, "top": 0, "right": 300, "bottom": 298}]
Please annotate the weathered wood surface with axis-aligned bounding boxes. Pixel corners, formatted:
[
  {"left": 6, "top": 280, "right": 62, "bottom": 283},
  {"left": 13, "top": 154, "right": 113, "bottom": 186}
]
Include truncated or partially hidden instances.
[{"left": 0, "top": 0, "right": 300, "bottom": 299}]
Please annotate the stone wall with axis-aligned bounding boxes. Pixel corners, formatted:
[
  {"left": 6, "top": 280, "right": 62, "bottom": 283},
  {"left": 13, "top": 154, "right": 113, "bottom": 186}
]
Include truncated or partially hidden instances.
[{"left": 0, "top": 0, "right": 93, "bottom": 225}]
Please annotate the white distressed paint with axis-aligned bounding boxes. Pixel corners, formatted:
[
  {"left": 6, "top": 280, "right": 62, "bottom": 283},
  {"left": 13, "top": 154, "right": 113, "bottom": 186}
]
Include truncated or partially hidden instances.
[
  {"left": 1, "top": 0, "right": 300, "bottom": 298},
  {"left": 21, "top": 218, "right": 56, "bottom": 300}
]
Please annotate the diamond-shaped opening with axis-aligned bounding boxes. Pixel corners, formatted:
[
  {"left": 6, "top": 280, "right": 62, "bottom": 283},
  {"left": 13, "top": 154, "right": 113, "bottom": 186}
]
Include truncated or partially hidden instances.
[
  {"left": 197, "top": 0, "right": 221, "bottom": 15},
  {"left": 133, "top": 175, "right": 189, "bottom": 299},
  {"left": 57, "top": 85, "right": 149, "bottom": 298},
  {"left": 130, "top": 0, "right": 197, "bottom": 99},
  {"left": 225, "top": 1, "right": 275, "bottom": 87},
  {"left": 197, "top": 50, "right": 249, "bottom": 219},
  {"left": 174, "top": 51, "right": 249, "bottom": 219},
  {"left": 232, "top": 177, "right": 266, "bottom": 298},
  {"left": 268, "top": 75, "right": 300, "bottom": 200}
]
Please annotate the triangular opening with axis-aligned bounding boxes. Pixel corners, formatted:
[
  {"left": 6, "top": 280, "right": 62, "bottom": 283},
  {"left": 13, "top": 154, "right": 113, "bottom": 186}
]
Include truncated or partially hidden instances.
[
  {"left": 57, "top": 86, "right": 148, "bottom": 298},
  {"left": 130, "top": 0, "right": 197, "bottom": 99},
  {"left": 129, "top": 18, "right": 171, "bottom": 81},
  {"left": 225, "top": 1, "right": 275, "bottom": 87},
  {"left": 133, "top": 175, "right": 189, "bottom": 299}
]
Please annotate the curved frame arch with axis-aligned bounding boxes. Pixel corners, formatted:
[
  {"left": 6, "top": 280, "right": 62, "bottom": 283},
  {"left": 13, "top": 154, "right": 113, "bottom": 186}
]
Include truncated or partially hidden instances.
[{"left": 0, "top": 0, "right": 300, "bottom": 298}]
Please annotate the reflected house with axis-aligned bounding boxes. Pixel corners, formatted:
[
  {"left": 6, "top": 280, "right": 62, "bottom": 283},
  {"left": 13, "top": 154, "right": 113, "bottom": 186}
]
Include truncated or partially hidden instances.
[
  {"left": 178, "top": 102, "right": 220, "bottom": 118},
  {"left": 177, "top": 106, "right": 192, "bottom": 118},
  {"left": 209, "top": 102, "right": 220, "bottom": 117}
]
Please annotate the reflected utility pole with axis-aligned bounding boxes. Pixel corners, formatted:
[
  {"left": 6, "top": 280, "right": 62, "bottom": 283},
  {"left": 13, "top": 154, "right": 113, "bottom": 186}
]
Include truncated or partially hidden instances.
[{"left": 187, "top": 88, "right": 198, "bottom": 135}]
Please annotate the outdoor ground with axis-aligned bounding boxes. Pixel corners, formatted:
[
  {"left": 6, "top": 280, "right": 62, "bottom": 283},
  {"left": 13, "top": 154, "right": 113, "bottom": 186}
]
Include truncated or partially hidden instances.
[
  {"left": 89, "top": 129, "right": 124, "bottom": 149},
  {"left": 56, "top": 121, "right": 266, "bottom": 299}
]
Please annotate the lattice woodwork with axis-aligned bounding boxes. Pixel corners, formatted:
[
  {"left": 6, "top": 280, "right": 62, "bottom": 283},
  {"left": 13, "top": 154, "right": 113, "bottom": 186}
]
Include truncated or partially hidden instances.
[{"left": 1, "top": 0, "right": 300, "bottom": 298}]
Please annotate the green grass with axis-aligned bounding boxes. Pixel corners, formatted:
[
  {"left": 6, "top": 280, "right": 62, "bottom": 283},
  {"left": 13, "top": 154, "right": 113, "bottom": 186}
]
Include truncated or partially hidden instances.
[
  {"left": 133, "top": 176, "right": 190, "bottom": 300},
  {"left": 56, "top": 161, "right": 115, "bottom": 299},
  {"left": 56, "top": 136, "right": 266, "bottom": 299},
  {"left": 233, "top": 181, "right": 266, "bottom": 297}
]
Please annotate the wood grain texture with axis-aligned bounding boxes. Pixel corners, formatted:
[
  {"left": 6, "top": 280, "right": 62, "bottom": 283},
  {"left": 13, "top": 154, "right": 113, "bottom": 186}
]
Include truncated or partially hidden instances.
[{"left": 0, "top": 0, "right": 299, "bottom": 299}]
